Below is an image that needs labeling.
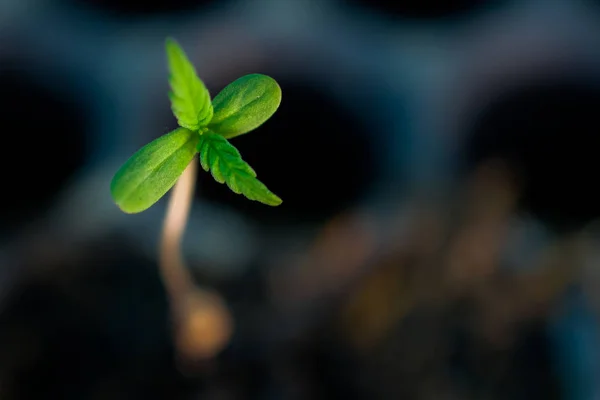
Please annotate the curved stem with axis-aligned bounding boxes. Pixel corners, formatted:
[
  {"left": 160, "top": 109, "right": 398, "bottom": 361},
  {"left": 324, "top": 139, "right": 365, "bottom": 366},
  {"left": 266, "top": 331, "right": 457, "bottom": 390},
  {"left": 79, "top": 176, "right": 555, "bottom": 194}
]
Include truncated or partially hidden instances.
[
  {"left": 158, "top": 158, "right": 233, "bottom": 363},
  {"left": 159, "top": 159, "right": 197, "bottom": 315}
]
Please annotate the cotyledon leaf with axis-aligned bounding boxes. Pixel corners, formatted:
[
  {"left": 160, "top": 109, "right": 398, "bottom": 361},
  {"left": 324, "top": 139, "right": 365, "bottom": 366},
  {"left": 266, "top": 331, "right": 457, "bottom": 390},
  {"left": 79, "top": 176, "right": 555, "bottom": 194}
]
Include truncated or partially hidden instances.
[
  {"left": 110, "top": 127, "right": 200, "bottom": 214},
  {"left": 197, "top": 132, "right": 282, "bottom": 206},
  {"left": 166, "top": 37, "right": 213, "bottom": 131},
  {"left": 209, "top": 74, "right": 281, "bottom": 139}
]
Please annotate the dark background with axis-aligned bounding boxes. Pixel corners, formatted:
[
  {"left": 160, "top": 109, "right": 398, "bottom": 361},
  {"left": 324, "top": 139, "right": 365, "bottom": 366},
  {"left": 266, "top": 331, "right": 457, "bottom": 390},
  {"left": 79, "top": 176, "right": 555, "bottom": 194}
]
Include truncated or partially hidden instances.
[{"left": 1, "top": 0, "right": 600, "bottom": 398}]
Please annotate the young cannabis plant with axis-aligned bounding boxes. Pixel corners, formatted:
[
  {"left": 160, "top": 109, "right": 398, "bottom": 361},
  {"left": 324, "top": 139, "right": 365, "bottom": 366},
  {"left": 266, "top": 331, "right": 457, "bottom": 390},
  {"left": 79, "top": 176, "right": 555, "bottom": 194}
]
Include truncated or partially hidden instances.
[{"left": 110, "top": 38, "right": 282, "bottom": 214}]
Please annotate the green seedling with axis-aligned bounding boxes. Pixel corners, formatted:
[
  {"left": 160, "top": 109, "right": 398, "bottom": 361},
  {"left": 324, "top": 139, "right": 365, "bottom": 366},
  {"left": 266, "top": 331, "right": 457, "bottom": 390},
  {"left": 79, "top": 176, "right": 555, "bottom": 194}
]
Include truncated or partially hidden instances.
[{"left": 110, "top": 38, "right": 282, "bottom": 214}]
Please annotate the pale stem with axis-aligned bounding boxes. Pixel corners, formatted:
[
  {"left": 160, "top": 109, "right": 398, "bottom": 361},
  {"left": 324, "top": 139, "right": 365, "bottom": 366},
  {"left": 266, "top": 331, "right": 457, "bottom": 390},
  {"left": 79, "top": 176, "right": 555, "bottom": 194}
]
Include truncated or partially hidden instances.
[
  {"left": 159, "top": 159, "right": 197, "bottom": 311},
  {"left": 158, "top": 157, "right": 233, "bottom": 363}
]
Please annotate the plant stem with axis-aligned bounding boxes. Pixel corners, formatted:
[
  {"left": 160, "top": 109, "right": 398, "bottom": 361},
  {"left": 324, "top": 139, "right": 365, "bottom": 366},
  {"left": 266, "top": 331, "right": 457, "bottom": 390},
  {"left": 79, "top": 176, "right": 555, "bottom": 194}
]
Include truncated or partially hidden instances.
[
  {"left": 158, "top": 157, "right": 232, "bottom": 362},
  {"left": 159, "top": 159, "right": 197, "bottom": 300}
]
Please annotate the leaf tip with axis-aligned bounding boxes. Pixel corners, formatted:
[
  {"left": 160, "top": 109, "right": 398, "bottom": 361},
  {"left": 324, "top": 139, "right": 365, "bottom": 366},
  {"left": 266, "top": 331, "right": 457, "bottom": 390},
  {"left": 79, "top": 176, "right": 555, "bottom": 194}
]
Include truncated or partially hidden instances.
[
  {"left": 110, "top": 182, "right": 147, "bottom": 214},
  {"left": 165, "top": 36, "right": 178, "bottom": 49},
  {"left": 165, "top": 37, "right": 185, "bottom": 63},
  {"left": 116, "top": 203, "right": 139, "bottom": 214},
  {"left": 267, "top": 194, "right": 283, "bottom": 206}
]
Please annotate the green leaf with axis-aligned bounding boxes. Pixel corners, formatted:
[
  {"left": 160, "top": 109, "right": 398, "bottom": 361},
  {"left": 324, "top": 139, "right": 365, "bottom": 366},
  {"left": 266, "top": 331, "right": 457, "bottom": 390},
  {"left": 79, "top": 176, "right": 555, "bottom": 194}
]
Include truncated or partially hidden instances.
[
  {"left": 166, "top": 37, "right": 213, "bottom": 131},
  {"left": 110, "top": 127, "right": 199, "bottom": 214},
  {"left": 197, "top": 132, "right": 282, "bottom": 206},
  {"left": 209, "top": 73, "right": 281, "bottom": 139}
]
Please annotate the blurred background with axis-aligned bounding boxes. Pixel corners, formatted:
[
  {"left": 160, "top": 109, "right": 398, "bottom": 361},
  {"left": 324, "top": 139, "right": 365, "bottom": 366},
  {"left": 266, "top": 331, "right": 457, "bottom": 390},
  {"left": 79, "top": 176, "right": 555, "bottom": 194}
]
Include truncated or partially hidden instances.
[{"left": 1, "top": 0, "right": 600, "bottom": 398}]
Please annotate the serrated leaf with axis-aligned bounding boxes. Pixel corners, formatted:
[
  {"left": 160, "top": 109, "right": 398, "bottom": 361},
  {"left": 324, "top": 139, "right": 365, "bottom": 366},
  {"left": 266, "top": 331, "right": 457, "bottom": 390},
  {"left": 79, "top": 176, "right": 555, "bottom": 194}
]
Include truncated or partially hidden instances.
[
  {"left": 166, "top": 37, "right": 213, "bottom": 131},
  {"left": 197, "top": 132, "right": 282, "bottom": 206},
  {"left": 110, "top": 127, "right": 199, "bottom": 214},
  {"left": 209, "top": 74, "right": 281, "bottom": 139}
]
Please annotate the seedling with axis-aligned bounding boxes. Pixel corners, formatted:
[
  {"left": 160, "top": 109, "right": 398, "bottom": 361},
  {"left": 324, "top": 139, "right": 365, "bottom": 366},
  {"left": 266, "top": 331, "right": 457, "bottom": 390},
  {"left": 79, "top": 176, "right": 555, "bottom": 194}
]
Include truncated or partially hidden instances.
[
  {"left": 110, "top": 37, "right": 282, "bottom": 214},
  {"left": 108, "top": 38, "right": 282, "bottom": 362}
]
